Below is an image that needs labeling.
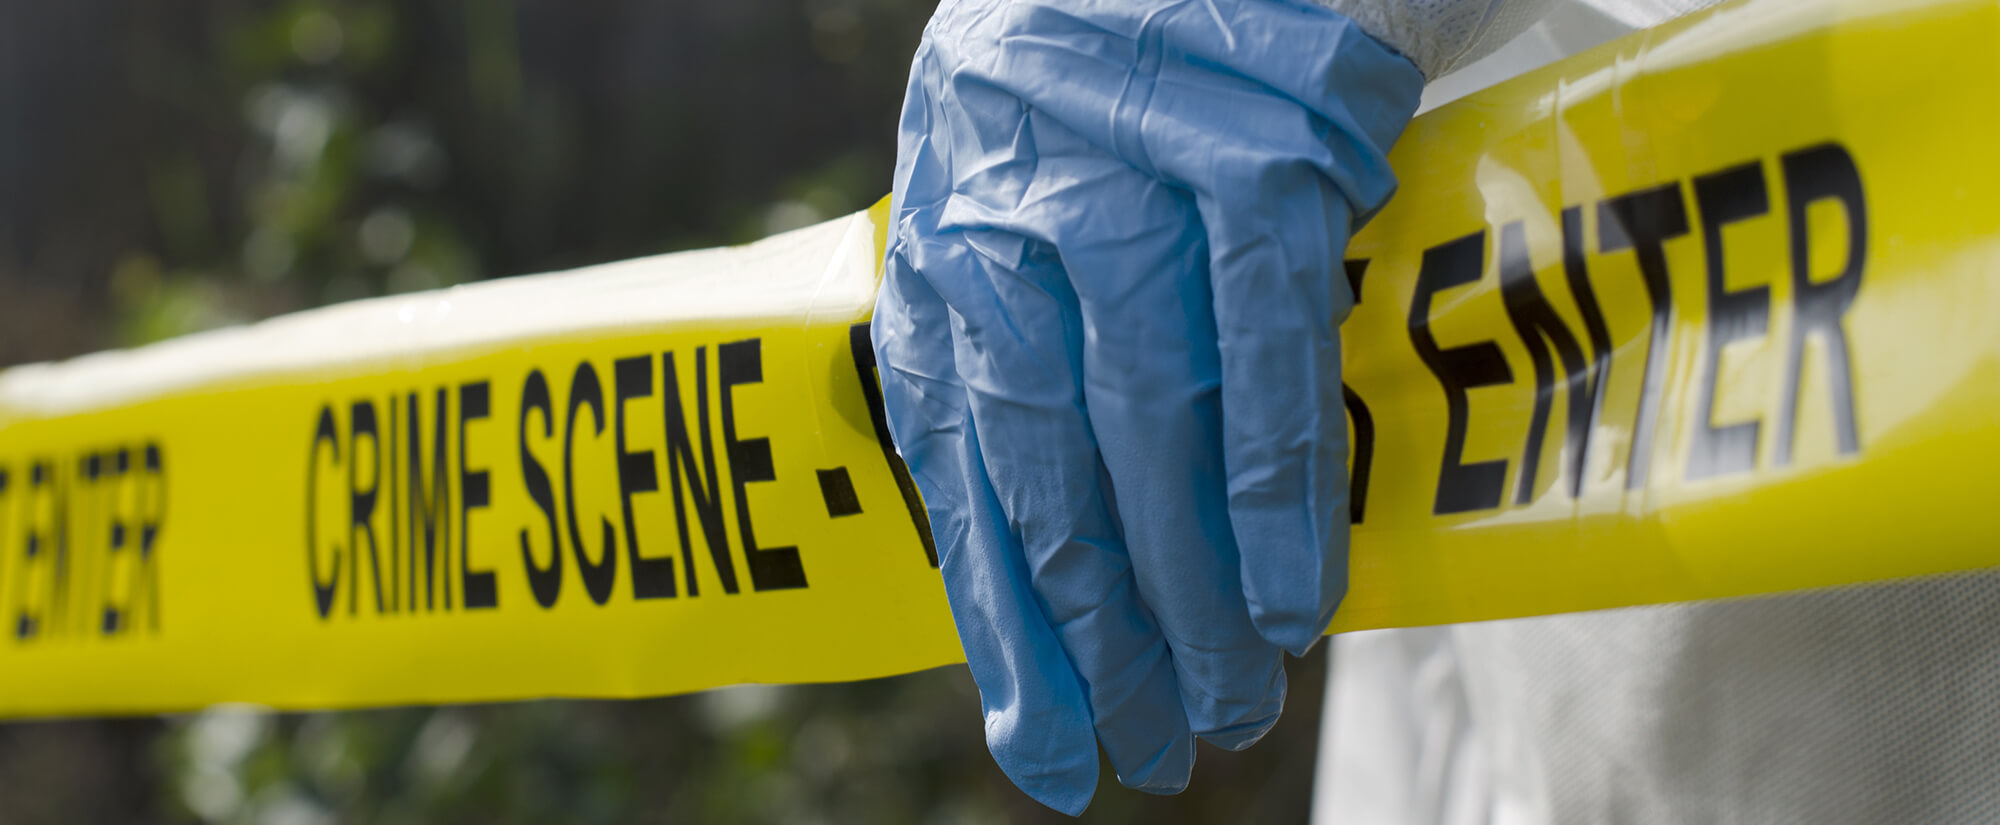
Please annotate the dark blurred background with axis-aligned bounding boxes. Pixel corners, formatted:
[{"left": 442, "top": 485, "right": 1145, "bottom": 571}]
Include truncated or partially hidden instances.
[{"left": 0, "top": 1, "right": 1327, "bottom": 821}]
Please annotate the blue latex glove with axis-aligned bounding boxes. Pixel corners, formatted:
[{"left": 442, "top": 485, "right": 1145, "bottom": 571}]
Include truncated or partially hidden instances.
[{"left": 872, "top": 0, "right": 1422, "bottom": 813}]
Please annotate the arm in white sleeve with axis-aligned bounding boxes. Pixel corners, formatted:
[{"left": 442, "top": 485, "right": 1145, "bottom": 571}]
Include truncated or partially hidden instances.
[{"left": 1311, "top": 0, "right": 1559, "bottom": 78}]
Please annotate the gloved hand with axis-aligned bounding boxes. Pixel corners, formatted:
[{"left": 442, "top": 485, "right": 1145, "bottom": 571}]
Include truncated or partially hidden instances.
[{"left": 871, "top": 0, "right": 1425, "bottom": 814}]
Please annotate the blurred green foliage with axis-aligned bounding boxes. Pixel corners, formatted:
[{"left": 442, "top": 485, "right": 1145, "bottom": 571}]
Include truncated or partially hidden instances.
[{"left": 0, "top": 1, "right": 1331, "bottom": 822}]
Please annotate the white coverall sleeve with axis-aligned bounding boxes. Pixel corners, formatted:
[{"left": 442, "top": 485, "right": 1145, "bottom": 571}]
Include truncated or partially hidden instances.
[{"left": 1309, "top": 0, "right": 1561, "bottom": 79}]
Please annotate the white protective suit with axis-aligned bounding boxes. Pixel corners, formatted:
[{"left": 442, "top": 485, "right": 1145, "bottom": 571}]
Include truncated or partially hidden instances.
[
  {"left": 1304, "top": 1, "right": 2000, "bottom": 824},
  {"left": 1310, "top": 5, "right": 2000, "bottom": 823}
]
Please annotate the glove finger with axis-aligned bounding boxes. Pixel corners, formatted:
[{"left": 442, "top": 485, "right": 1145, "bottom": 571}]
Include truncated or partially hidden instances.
[
  {"left": 911, "top": 25, "right": 1198, "bottom": 794},
  {"left": 1139, "top": 26, "right": 1420, "bottom": 656},
  {"left": 877, "top": 228, "right": 1105, "bottom": 815},
  {"left": 915, "top": 221, "right": 1196, "bottom": 796},
  {"left": 1202, "top": 163, "right": 1357, "bottom": 656},
  {"left": 874, "top": 53, "right": 1105, "bottom": 814},
  {"left": 1033, "top": 146, "right": 1286, "bottom": 750}
]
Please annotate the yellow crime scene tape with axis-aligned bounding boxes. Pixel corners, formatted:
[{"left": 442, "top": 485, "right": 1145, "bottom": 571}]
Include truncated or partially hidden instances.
[{"left": 1, "top": 0, "right": 1995, "bottom": 717}]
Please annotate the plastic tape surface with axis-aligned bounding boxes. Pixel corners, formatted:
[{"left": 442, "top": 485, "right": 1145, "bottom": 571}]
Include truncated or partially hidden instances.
[{"left": 1, "top": 0, "right": 1994, "bottom": 716}]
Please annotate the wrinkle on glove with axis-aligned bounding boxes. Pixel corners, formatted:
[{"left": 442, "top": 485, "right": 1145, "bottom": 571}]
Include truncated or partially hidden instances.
[{"left": 873, "top": 0, "right": 1422, "bottom": 814}]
